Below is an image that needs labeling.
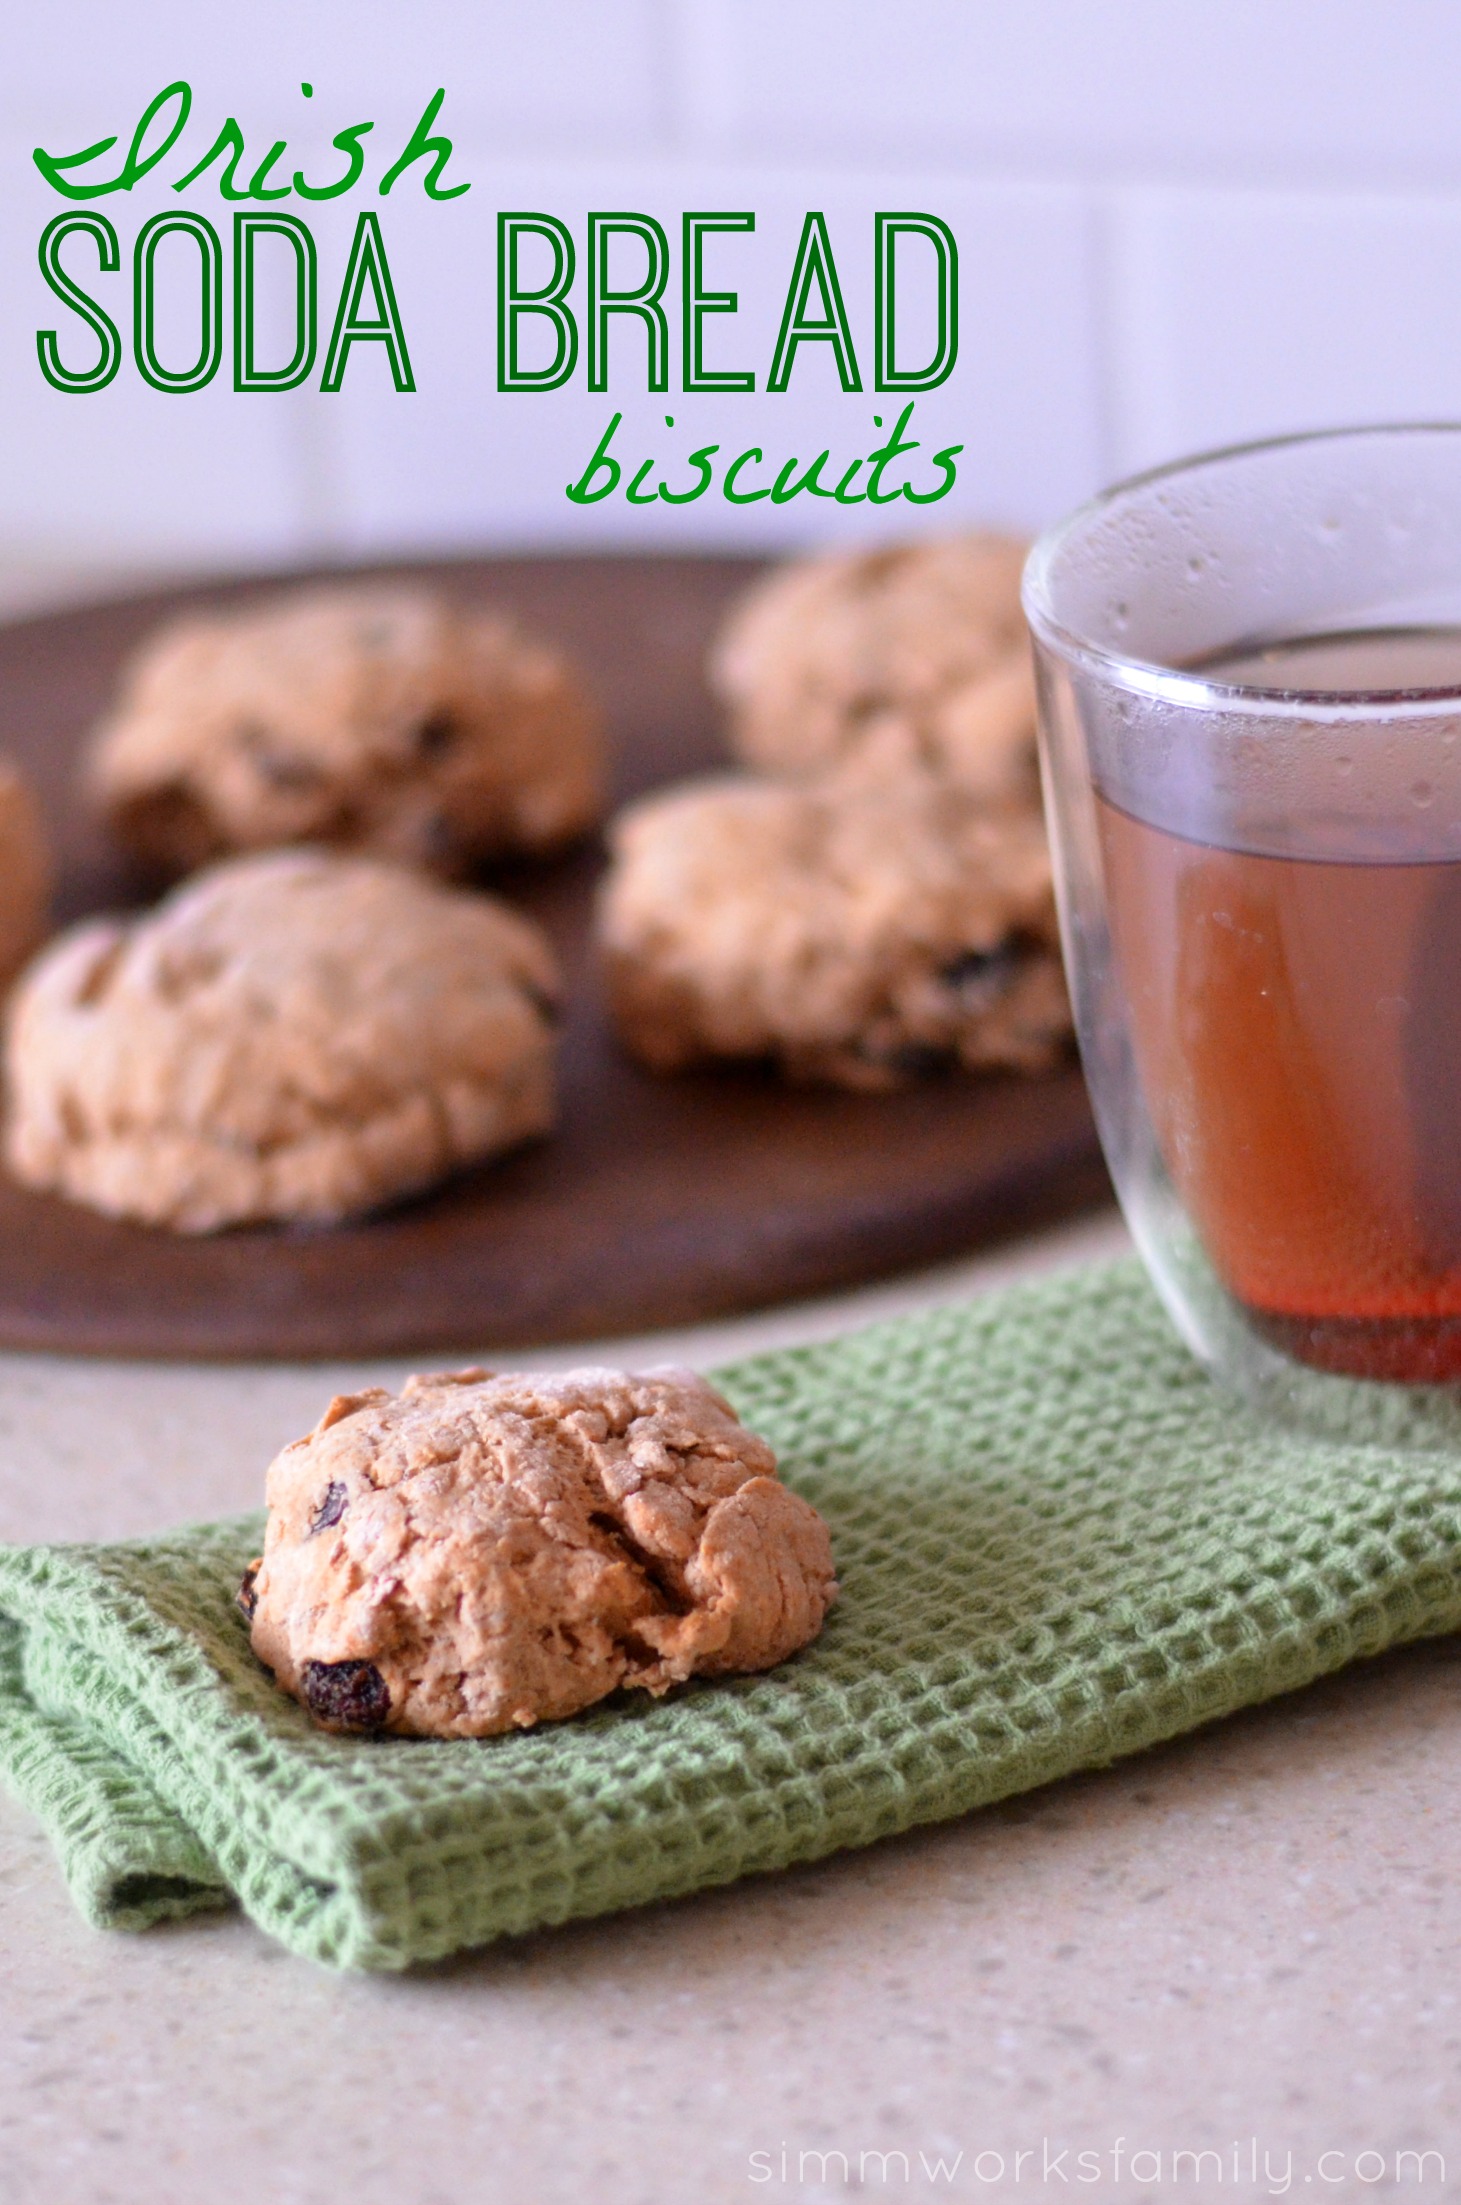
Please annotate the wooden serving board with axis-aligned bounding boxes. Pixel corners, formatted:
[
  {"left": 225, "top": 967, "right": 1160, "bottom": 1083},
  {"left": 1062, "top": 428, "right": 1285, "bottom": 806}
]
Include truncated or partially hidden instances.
[{"left": 0, "top": 555, "right": 1108, "bottom": 1358}]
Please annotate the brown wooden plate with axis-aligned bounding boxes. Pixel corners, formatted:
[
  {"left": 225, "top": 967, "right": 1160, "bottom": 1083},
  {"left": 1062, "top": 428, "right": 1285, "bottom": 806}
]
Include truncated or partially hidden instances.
[{"left": 0, "top": 555, "right": 1107, "bottom": 1358}]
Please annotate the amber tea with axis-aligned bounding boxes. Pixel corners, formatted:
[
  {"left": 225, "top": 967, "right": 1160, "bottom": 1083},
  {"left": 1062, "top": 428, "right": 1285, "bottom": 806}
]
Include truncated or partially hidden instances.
[{"left": 1099, "top": 626, "right": 1461, "bottom": 1383}]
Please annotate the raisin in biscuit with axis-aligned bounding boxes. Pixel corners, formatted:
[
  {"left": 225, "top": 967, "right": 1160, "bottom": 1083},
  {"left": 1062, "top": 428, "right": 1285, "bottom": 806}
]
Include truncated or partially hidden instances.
[
  {"left": 711, "top": 534, "right": 1038, "bottom": 807},
  {"left": 598, "top": 771, "right": 1070, "bottom": 1089},
  {"left": 0, "top": 761, "right": 50, "bottom": 991},
  {"left": 4, "top": 848, "right": 559, "bottom": 1232},
  {"left": 86, "top": 583, "right": 604, "bottom": 878},
  {"left": 241, "top": 1365, "right": 838, "bottom": 1737}
]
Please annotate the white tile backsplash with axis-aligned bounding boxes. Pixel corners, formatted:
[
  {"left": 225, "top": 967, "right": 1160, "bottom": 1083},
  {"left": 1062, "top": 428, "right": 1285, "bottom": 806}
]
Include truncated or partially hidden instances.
[
  {"left": 1, "top": 1, "right": 669, "bottom": 153},
  {"left": 1108, "top": 188, "right": 1461, "bottom": 477},
  {"left": 691, "top": 0, "right": 1461, "bottom": 192},
  {"left": 0, "top": 137, "right": 315, "bottom": 570},
  {"left": 9, "top": 2, "right": 1461, "bottom": 576}
]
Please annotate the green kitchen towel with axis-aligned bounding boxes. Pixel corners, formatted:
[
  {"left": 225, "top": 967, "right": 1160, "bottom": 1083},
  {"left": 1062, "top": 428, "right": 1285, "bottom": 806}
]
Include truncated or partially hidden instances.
[{"left": 3, "top": 1255, "right": 1460, "bottom": 1972}]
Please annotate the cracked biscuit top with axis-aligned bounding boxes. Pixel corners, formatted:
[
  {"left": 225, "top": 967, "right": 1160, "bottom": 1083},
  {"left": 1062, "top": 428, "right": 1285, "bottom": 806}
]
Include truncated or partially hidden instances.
[
  {"left": 86, "top": 583, "right": 604, "bottom": 879},
  {"left": 3, "top": 847, "right": 560, "bottom": 1232},
  {"left": 597, "top": 770, "right": 1071, "bottom": 1089},
  {"left": 243, "top": 1365, "right": 838, "bottom": 1738},
  {"left": 710, "top": 534, "right": 1038, "bottom": 806}
]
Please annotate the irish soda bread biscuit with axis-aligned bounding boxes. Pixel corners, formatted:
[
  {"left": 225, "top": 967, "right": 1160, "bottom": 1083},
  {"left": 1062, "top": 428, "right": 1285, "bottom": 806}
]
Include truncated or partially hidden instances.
[
  {"left": 710, "top": 535, "right": 1038, "bottom": 806},
  {"left": 4, "top": 848, "right": 559, "bottom": 1231},
  {"left": 0, "top": 761, "right": 50, "bottom": 991},
  {"left": 241, "top": 1365, "right": 838, "bottom": 1737},
  {"left": 598, "top": 772, "right": 1070, "bottom": 1089},
  {"left": 87, "top": 583, "right": 604, "bottom": 878}
]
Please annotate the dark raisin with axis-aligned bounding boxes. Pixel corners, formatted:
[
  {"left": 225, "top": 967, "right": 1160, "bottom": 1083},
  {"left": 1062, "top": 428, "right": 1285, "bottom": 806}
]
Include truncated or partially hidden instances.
[
  {"left": 415, "top": 711, "right": 458, "bottom": 758},
  {"left": 885, "top": 1042, "right": 950, "bottom": 1078},
  {"left": 309, "top": 1481, "right": 349, "bottom": 1534},
  {"left": 300, "top": 1659, "right": 391, "bottom": 1733},
  {"left": 237, "top": 719, "right": 323, "bottom": 791},
  {"left": 236, "top": 1558, "right": 261, "bottom": 1622},
  {"left": 421, "top": 811, "right": 457, "bottom": 864},
  {"left": 939, "top": 943, "right": 1019, "bottom": 993},
  {"left": 256, "top": 752, "right": 324, "bottom": 791}
]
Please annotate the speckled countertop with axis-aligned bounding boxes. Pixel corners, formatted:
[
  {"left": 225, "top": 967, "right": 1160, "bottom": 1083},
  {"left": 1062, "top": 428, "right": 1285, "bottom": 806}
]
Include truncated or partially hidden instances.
[
  {"left": 2, "top": 1208, "right": 1459, "bottom": 2205},
  {"left": 1, "top": 562, "right": 1457, "bottom": 2205}
]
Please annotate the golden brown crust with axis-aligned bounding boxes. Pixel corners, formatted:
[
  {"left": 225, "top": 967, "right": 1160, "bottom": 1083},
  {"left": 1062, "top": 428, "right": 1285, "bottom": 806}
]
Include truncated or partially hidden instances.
[
  {"left": 710, "top": 534, "right": 1038, "bottom": 806},
  {"left": 86, "top": 584, "right": 604, "bottom": 878},
  {"left": 3, "top": 848, "right": 560, "bottom": 1231},
  {"left": 247, "top": 1365, "right": 838, "bottom": 1737},
  {"left": 596, "top": 771, "right": 1070, "bottom": 1088}
]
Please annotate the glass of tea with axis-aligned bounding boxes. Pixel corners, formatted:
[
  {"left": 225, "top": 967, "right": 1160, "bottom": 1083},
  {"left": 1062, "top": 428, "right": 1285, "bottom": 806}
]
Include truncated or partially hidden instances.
[{"left": 1024, "top": 423, "right": 1461, "bottom": 1440}]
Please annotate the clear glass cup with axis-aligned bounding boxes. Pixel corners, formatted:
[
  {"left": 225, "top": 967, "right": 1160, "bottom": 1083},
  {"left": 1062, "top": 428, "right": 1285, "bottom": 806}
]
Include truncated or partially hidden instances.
[{"left": 1023, "top": 423, "right": 1461, "bottom": 1443}]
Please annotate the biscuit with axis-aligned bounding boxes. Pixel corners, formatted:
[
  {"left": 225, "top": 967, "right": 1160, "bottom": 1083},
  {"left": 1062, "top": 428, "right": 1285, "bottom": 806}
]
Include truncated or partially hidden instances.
[
  {"left": 86, "top": 584, "right": 604, "bottom": 878},
  {"left": 598, "top": 771, "right": 1070, "bottom": 1089},
  {"left": 241, "top": 1365, "right": 838, "bottom": 1737},
  {"left": 4, "top": 848, "right": 560, "bottom": 1232},
  {"left": 0, "top": 761, "right": 50, "bottom": 991},
  {"left": 710, "top": 534, "right": 1038, "bottom": 806}
]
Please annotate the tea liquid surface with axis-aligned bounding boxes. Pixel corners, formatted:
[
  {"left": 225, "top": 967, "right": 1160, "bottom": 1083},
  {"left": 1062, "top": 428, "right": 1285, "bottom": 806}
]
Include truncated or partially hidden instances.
[{"left": 1100, "top": 626, "right": 1461, "bottom": 1381}]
